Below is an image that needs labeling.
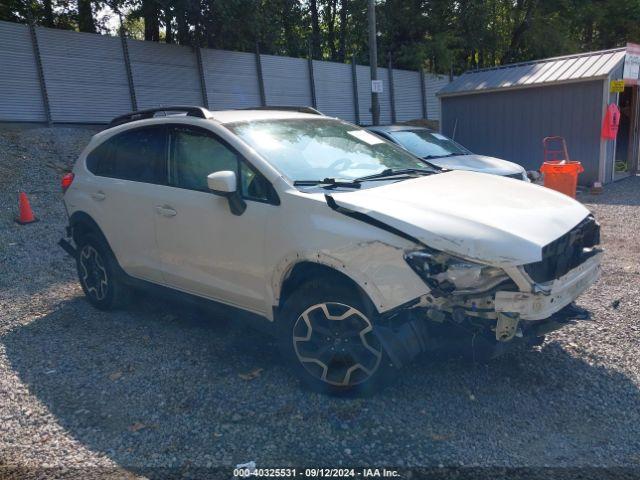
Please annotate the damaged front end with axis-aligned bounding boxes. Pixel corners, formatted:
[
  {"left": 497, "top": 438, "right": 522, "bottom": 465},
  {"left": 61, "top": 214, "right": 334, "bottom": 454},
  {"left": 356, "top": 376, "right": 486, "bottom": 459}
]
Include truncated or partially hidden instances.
[
  {"left": 374, "top": 216, "right": 602, "bottom": 367},
  {"left": 376, "top": 302, "right": 592, "bottom": 367},
  {"left": 404, "top": 248, "right": 512, "bottom": 298}
]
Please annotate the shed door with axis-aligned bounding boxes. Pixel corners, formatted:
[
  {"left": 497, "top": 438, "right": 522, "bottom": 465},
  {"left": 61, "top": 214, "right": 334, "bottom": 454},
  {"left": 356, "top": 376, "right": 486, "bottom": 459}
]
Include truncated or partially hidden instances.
[{"left": 614, "top": 85, "right": 640, "bottom": 180}]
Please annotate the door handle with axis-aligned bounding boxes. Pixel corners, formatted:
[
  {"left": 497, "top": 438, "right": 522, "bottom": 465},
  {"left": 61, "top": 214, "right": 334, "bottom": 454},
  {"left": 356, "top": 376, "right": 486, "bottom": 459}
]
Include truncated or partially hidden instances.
[
  {"left": 155, "top": 205, "right": 177, "bottom": 217},
  {"left": 91, "top": 191, "right": 106, "bottom": 201}
]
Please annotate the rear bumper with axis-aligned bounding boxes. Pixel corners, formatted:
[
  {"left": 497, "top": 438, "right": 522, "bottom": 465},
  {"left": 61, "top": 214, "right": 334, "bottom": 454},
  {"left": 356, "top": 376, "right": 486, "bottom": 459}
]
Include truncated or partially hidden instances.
[{"left": 494, "top": 251, "right": 602, "bottom": 321}]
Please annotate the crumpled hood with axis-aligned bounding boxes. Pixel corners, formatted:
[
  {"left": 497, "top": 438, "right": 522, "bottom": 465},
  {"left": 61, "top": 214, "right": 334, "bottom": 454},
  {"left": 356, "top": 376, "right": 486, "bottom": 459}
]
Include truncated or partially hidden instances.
[
  {"left": 431, "top": 154, "right": 525, "bottom": 177},
  {"left": 330, "top": 170, "right": 590, "bottom": 266}
]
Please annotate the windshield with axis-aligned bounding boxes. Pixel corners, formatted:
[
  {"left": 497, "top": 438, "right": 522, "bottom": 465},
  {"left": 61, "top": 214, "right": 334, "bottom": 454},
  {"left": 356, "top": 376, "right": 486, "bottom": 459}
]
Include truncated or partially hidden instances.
[
  {"left": 226, "top": 118, "right": 434, "bottom": 182},
  {"left": 388, "top": 130, "right": 471, "bottom": 158}
]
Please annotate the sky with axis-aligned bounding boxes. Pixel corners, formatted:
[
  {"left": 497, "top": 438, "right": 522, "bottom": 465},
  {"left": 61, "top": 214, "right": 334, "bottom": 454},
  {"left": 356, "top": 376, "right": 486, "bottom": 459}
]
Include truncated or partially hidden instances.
[{"left": 95, "top": 4, "right": 121, "bottom": 35}]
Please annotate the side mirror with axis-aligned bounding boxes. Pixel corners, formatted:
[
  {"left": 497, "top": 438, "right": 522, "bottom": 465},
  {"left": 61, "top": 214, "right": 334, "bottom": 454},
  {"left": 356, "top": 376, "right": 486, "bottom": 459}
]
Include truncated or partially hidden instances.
[
  {"left": 207, "top": 170, "right": 237, "bottom": 195},
  {"left": 206, "top": 170, "right": 246, "bottom": 216}
]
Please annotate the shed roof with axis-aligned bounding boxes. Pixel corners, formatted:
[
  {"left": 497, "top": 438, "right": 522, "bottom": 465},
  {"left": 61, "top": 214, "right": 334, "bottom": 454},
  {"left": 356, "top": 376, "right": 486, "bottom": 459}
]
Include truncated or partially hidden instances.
[{"left": 439, "top": 48, "right": 626, "bottom": 97}]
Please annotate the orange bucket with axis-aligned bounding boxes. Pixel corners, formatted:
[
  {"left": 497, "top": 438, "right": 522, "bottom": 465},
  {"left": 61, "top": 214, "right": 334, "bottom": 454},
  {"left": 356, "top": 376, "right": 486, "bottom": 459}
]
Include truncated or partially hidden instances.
[{"left": 540, "top": 161, "right": 584, "bottom": 198}]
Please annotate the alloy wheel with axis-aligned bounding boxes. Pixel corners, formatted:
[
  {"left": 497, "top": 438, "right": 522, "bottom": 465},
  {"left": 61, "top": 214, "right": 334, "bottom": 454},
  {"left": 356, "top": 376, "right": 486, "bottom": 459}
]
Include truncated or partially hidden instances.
[
  {"left": 292, "top": 302, "right": 382, "bottom": 387},
  {"left": 79, "top": 245, "right": 109, "bottom": 301}
]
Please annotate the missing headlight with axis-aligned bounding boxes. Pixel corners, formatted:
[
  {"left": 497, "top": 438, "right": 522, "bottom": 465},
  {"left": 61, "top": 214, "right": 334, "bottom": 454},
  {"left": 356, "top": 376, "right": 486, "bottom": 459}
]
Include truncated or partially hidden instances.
[{"left": 404, "top": 249, "right": 506, "bottom": 297}]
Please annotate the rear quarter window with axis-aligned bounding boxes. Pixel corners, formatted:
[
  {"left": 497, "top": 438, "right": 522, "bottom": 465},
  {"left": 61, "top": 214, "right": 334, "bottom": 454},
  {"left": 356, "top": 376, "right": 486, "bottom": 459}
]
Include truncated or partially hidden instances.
[
  {"left": 85, "top": 140, "right": 111, "bottom": 174},
  {"left": 86, "top": 126, "right": 168, "bottom": 184}
]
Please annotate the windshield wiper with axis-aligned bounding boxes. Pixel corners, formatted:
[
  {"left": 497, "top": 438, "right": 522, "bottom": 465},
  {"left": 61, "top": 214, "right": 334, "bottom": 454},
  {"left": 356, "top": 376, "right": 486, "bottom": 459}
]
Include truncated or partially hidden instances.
[
  {"left": 424, "top": 153, "right": 462, "bottom": 159},
  {"left": 353, "top": 168, "right": 435, "bottom": 182},
  {"left": 293, "top": 178, "right": 361, "bottom": 189},
  {"left": 294, "top": 168, "right": 434, "bottom": 188}
]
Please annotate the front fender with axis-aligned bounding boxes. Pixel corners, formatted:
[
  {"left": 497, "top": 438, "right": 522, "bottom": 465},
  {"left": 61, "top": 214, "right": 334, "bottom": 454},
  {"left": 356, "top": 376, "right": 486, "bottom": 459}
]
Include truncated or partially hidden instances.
[{"left": 269, "top": 241, "right": 430, "bottom": 314}]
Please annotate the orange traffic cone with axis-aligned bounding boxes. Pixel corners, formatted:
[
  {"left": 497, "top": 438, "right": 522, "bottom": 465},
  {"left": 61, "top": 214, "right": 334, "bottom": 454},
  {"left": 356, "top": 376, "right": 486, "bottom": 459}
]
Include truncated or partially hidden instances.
[{"left": 15, "top": 192, "right": 38, "bottom": 225}]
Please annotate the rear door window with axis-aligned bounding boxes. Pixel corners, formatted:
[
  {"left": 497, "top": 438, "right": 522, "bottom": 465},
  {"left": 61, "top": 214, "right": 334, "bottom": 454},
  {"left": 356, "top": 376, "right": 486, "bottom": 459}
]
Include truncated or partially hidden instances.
[{"left": 87, "top": 126, "right": 168, "bottom": 184}]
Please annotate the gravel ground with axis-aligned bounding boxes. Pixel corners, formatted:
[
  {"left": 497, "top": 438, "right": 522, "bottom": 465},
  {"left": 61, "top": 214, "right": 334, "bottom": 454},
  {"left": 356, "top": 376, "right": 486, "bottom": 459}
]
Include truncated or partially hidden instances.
[{"left": 1, "top": 126, "right": 639, "bottom": 478}]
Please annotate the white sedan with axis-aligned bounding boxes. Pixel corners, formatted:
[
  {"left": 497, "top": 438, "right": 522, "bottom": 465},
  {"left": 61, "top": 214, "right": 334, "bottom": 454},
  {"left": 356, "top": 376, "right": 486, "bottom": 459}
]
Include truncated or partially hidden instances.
[{"left": 367, "top": 125, "right": 529, "bottom": 181}]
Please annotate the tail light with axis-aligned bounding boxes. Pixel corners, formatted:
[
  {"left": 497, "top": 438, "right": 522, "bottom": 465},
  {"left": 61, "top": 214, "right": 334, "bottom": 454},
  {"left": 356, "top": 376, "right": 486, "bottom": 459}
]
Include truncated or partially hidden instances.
[{"left": 61, "top": 172, "right": 75, "bottom": 193}]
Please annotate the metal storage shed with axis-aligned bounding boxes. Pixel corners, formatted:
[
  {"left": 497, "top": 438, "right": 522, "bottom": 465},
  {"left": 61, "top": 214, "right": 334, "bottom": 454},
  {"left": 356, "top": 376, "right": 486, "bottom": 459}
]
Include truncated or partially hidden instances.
[{"left": 438, "top": 48, "right": 634, "bottom": 186}]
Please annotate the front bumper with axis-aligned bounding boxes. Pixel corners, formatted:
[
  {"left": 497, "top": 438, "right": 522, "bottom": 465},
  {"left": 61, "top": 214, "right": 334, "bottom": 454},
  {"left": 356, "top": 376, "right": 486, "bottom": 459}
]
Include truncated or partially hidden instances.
[
  {"left": 495, "top": 251, "right": 602, "bottom": 321},
  {"left": 375, "top": 250, "right": 601, "bottom": 366},
  {"left": 376, "top": 302, "right": 591, "bottom": 366}
]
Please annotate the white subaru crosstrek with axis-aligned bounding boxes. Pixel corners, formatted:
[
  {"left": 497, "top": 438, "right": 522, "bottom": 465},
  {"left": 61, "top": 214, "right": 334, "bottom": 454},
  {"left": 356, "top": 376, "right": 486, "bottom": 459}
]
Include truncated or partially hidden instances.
[{"left": 60, "top": 106, "right": 602, "bottom": 395}]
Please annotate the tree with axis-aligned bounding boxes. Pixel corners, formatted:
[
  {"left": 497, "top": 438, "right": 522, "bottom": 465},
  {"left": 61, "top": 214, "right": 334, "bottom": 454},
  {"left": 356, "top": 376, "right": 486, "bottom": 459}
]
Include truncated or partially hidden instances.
[
  {"left": 309, "top": 0, "right": 321, "bottom": 58},
  {"left": 337, "top": 0, "right": 347, "bottom": 62},
  {"left": 323, "top": 0, "right": 337, "bottom": 60},
  {"left": 77, "top": 0, "right": 97, "bottom": 32},
  {"left": 42, "top": 0, "right": 55, "bottom": 26},
  {"left": 162, "top": 1, "right": 173, "bottom": 43},
  {"left": 142, "top": 0, "right": 160, "bottom": 40},
  {"left": 502, "top": 0, "right": 538, "bottom": 63}
]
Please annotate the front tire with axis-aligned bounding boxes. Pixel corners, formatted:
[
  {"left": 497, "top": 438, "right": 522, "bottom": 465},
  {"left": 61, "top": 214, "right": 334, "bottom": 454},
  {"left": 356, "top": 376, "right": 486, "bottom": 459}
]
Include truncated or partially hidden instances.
[
  {"left": 76, "top": 233, "right": 130, "bottom": 310},
  {"left": 279, "top": 280, "right": 393, "bottom": 396}
]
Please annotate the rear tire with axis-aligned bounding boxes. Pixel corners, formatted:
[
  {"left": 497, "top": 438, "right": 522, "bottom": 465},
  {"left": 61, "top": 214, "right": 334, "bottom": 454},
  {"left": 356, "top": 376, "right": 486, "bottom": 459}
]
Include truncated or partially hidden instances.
[
  {"left": 76, "top": 233, "right": 131, "bottom": 310},
  {"left": 279, "top": 279, "right": 394, "bottom": 396}
]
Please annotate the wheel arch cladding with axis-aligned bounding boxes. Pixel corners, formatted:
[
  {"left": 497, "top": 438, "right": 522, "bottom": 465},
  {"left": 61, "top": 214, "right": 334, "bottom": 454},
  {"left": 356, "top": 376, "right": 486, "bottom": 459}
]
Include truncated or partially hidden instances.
[
  {"left": 276, "top": 261, "right": 376, "bottom": 315},
  {"left": 70, "top": 212, "right": 134, "bottom": 284},
  {"left": 69, "top": 211, "right": 106, "bottom": 243},
  {"left": 69, "top": 212, "right": 122, "bottom": 271}
]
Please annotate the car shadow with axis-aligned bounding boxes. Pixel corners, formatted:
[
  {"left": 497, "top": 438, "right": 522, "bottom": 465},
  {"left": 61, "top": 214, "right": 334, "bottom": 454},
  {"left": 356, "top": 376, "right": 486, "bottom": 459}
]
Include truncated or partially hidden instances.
[{"left": 4, "top": 292, "right": 640, "bottom": 474}]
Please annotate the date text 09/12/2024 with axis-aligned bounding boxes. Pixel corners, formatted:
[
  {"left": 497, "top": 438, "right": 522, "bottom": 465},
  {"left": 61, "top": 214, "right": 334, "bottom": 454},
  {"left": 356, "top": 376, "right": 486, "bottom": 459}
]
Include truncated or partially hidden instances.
[{"left": 233, "top": 467, "right": 400, "bottom": 478}]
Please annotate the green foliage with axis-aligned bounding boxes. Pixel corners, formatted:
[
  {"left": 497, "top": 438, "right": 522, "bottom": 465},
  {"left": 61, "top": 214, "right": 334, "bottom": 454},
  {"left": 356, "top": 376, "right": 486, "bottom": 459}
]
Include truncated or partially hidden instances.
[
  {"left": 123, "top": 15, "right": 144, "bottom": 39},
  {"left": 2, "top": 0, "right": 639, "bottom": 74}
]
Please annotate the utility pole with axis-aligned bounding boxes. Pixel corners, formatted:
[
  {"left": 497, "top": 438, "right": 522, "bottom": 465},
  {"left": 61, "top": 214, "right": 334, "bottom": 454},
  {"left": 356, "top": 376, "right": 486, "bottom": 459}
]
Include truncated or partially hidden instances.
[{"left": 367, "top": 0, "right": 380, "bottom": 125}]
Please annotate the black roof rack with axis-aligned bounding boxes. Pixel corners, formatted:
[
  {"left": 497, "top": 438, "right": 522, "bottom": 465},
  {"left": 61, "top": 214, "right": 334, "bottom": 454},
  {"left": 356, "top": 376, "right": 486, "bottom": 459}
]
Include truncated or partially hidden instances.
[
  {"left": 109, "top": 106, "right": 211, "bottom": 127},
  {"left": 239, "top": 106, "right": 323, "bottom": 115}
]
